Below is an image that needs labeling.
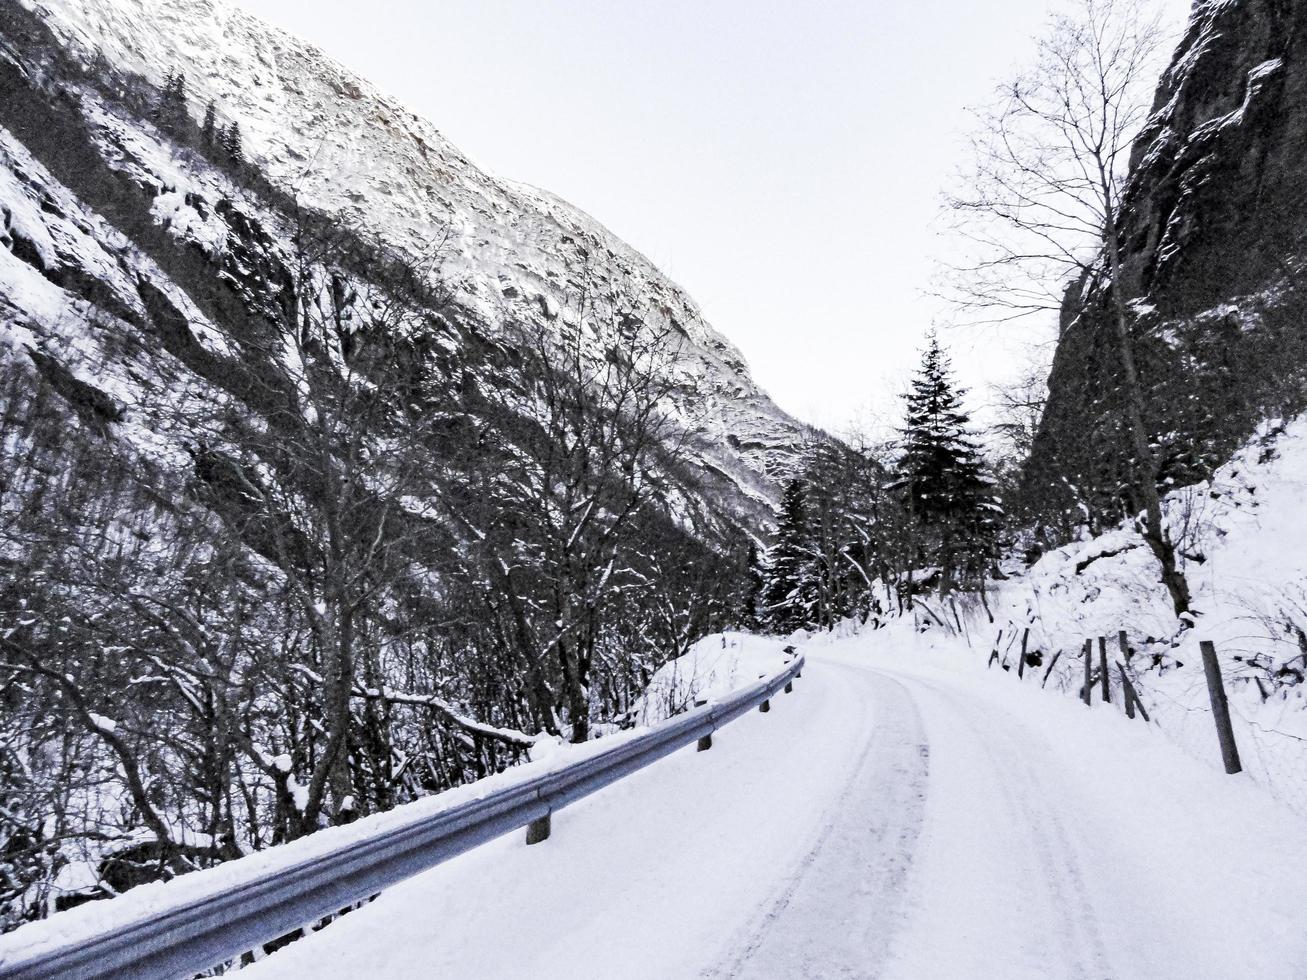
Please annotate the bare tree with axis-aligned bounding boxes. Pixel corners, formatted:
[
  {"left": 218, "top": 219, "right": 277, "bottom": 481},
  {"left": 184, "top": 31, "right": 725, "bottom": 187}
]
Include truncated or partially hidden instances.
[
  {"left": 989, "top": 351, "right": 1050, "bottom": 472},
  {"left": 947, "top": 0, "right": 1191, "bottom": 616},
  {"left": 446, "top": 276, "right": 691, "bottom": 743}
]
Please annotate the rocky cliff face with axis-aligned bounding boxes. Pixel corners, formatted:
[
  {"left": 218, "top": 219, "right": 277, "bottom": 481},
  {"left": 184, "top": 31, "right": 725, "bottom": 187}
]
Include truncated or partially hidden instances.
[
  {"left": 1027, "top": 0, "right": 1307, "bottom": 533},
  {"left": 1, "top": 0, "right": 811, "bottom": 537}
]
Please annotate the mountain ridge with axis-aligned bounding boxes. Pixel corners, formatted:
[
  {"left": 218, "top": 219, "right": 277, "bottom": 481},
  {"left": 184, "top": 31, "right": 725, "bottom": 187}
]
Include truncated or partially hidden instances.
[{"left": 13, "top": 0, "right": 813, "bottom": 523}]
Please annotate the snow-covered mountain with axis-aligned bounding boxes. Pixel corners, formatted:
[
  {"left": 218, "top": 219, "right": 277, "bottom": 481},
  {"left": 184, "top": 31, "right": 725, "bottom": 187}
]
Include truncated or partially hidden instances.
[{"left": 1, "top": 0, "right": 813, "bottom": 531}]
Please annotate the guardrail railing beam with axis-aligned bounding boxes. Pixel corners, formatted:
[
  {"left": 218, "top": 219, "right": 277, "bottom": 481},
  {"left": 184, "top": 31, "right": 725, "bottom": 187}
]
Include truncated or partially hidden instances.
[{"left": 0, "top": 652, "right": 804, "bottom": 979}]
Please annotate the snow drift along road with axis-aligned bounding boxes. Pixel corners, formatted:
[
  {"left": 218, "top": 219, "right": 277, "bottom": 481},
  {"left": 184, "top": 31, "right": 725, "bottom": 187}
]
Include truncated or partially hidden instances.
[{"left": 243, "top": 633, "right": 1307, "bottom": 979}]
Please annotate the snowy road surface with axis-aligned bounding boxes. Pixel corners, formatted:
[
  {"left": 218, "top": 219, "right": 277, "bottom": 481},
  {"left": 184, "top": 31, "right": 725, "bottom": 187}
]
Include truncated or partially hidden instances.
[{"left": 244, "top": 635, "right": 1307, "bottom": 979}]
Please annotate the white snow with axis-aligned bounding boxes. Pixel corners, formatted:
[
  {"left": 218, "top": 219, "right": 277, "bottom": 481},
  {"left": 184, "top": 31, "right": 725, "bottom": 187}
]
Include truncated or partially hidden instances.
[
  {"left": 85, "top": 712, "right": 117, "bottom": 734},
  {"left": 956, "top": 415, "right": 1307, "bottom": 814},
  {"left": 223, "top": 633, "right": 1307, "bottom": 979},
  {"left": 634, "top": 631, "right": 795, "bottom": 724}
]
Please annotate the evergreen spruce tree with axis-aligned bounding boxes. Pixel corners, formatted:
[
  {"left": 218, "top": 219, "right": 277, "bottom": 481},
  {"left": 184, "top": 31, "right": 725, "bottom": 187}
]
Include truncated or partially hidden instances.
[
  {"left": 800, "top": 442, "right": 864, "bottom": 627},
  {"left": 201, "top": 101, "right": 217, "bottom": 148},
  {"left": 220, "top": 121, "right": 244, "bottom": 164},
  {"left": 894, "top": 333, "right": 1001, "bottom": 591},
  {"left": 156, "top": 69, "right": 188, "bottom": 131},
  {"left": 760, "top": 478, "right": 819, "bottom": 633}
]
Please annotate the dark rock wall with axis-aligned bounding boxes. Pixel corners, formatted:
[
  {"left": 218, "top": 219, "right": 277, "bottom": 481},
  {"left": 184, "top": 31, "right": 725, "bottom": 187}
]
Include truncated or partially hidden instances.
[{"left": 1026, "top": 0, "right": 1307, "bottom": 534}]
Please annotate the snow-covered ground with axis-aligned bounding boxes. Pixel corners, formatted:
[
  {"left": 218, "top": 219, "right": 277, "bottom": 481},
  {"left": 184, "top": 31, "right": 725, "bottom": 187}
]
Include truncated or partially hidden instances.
[
  {"left": 230, "top": 631, "right": 1307, "bottom": 980},
  {"left": 922, "top": 415, "right": 1307, "bottom": 816}
]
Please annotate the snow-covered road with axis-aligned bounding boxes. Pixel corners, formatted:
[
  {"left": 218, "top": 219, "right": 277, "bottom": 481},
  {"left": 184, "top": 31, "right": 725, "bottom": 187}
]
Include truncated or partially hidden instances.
[{"left": 244, "top": 635, "right": 1307, "bottom": 979}]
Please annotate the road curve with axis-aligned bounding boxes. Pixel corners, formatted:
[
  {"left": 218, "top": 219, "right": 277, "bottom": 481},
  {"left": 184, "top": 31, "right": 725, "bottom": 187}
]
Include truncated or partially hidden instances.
[{"left": 243, "top": 639, "right": 1307, "bottom": 980}]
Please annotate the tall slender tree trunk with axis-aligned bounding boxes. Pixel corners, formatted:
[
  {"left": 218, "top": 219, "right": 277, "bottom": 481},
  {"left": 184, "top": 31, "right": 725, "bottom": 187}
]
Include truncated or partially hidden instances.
[{"left": 1101, "top": 201, "right": 1191, "bottom": 617}]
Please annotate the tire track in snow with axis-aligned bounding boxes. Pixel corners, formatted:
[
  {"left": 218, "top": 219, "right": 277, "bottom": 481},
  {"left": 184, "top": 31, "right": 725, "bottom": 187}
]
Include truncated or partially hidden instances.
[
  {"left": 710, "top": 666, "right": 930, "bottom": 979},
  {"left": 875, "top": 669, "right": 1115, "bottom": 980}
]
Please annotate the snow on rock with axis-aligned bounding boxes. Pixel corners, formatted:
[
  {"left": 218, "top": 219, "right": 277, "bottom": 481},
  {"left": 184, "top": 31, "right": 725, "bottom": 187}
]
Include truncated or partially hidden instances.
[
  {"left": 16, "top": 0, "right": 814, "bottom": 514},
  {"left": 85, "top": 712, "right": 117, "bottom": 734}
]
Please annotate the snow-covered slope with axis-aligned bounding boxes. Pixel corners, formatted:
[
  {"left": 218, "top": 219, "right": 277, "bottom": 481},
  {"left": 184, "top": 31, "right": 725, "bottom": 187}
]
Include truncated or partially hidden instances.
[
  {"left": 11, "top": 0, "right": 811, "bottom": 516},
  {"left": 876, "top": 414, "right": 1307, "bottom": 812}
]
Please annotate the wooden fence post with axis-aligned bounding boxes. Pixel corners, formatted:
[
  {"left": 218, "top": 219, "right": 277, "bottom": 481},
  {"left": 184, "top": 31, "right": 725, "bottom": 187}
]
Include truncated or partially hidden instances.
[
  {"left": 1118, "top": 630, "right": 1130, "bottom": 661},
  {"left": 1018, "top": 628, "right": 1029, "bottom": 680},
  {"left": 1199, "top": 640, "right": 1243, "bottom": 774},
  {"left": 1041, "top": 650, "right": 1062, "bottom": 688},
  {"left": 1098, "top": 636, "right": 1111, "bottom": 704},
  {"left": 1119, "top": 669, "right": 1151, "bottom": 723},
  {"left": 1118, "top": 665, "right": 1135, "bottom": 719},
  {"left": 1083, "top": 639, "right": 1093, "bottom": 705}
]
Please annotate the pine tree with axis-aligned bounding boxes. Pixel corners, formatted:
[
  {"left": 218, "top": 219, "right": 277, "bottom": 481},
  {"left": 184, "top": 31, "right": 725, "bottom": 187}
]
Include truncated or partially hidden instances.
[
  {"left": 893, "top": 333, "right": 1001, "bottom": 590},
  {"left": 156, "top": 68, "right": 188, "bottom": 130},
  {"left": 800, "top": 442, "right": 866, "bottom": 628},
  {"left": 170, "top": 71, "right": 187, "bottom": 106},
  {"left": 201, "top": 101, "right": 217, "bottom": 148},
  {"left": 760, "top": 478, "right": 819, "bottom": 633},
  {"left": 220, "top": 121, "right": 244, "bottom": 164}
]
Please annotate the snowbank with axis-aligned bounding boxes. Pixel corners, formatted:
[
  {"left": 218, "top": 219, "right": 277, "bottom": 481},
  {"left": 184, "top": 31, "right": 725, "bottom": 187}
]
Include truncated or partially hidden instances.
[
  {"left": 633, "top": 632, "right": 796, "bottom": 726},
  {"left": 849, "top": 415, "right": 1307, "bottom": 812}
]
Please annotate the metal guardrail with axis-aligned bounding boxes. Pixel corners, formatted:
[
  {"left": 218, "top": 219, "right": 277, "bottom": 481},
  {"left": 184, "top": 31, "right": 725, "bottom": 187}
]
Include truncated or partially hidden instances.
[{"left": 0, "top": 653, "right": 805, "bottom": 980}]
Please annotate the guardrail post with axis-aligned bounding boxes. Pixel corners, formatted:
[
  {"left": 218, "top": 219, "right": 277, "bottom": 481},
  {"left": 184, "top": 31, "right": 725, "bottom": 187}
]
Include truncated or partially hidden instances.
[
  {"left": 758, "top": 674, "right": 771, "bottom": 712},
  {"left": 1199, "top": 640, "right": 1243, "bottom": 774},
  {"left": 784, "top": 647, "right": 801, "bottom": 680},
  {"left": 526, "top": 812, "right": 551, "bottom": 845},
  {"left": 784, "top": 679, "right": 793, "bottom": 694},
  {"left": 695, "top": 699, "right": 713, "bottom": 751}
]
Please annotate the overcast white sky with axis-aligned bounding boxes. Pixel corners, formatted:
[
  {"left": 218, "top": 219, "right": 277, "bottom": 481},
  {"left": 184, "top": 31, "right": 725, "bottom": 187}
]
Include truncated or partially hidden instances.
[{"left": 240, "top": 0, "right": 1190, "bottom": 435}]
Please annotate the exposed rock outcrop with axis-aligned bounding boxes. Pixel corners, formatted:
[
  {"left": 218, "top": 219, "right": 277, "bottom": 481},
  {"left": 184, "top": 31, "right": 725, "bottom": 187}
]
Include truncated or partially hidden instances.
[{"left": 1027, "top": 0, "right": 1307, "bottom": 533}]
